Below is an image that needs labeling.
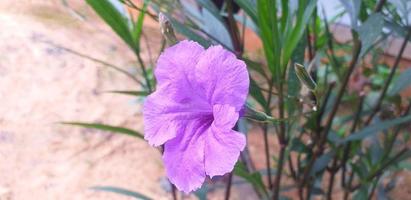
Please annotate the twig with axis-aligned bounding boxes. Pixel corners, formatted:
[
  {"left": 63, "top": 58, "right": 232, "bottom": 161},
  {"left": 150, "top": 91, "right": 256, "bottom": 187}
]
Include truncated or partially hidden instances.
[
  {"left": 224, "top": 172, "right": 233, "bottom": 200},
  {"left": 350, "top": 148, "right": 409, "bottom": 190},
  {"left": 341, "top": 95, "right": 365, "bottom": 194},
  {"left": 262, "top": 124, "right": 273, "bottom": 188},
  {"left": 171, "top": 182, "right": 177, "bottom": 200},
  {"left": 365, "top": 27, "right": 411, "bottom": 125}
]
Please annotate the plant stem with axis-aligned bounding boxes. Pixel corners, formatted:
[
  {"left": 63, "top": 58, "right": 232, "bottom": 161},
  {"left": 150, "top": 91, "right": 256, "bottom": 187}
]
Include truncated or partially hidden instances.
[
  {"left": 262, "top": 124, "right": 273, "bottom": 189},
  {"left": 272, "top": 81, "right": 287, "bottom": 200},
  {"left": 350, "top": 148, "right": 409, "bottom": 190},
  {"left": 367, "top": 176, "right": 381, "bottom": 200},
  {"left": 374, "top": 0, "right": 387, "bottom": 12},
  {"left": 224, "top": 172, "right": 233, "bottom": 200},
  {"left": 288, "top": 157, "right": 297, "bottom": 180},
  {"left": 300, "top": 34, "right": 361, "bottom": 200},
  {"left": 341, "top": 95, "right": 365, "bottom": 192},
  {"left": 322, "top": 35, "right": 361, "bottom": 147},
  {"left": 226, "top": 0, "right": 243, "bottom": 56},
  {"left": 136, "top": 52, "right": 152, "bottom": 93},
  {"left": 171, "top": 182, "right": 177, "bottom": 200},
  {"left": 326, "top": 158, "right": 339, "bottom": 200},
  {"left": 365, "top": 27, "right": 411, "bottom": 125}
]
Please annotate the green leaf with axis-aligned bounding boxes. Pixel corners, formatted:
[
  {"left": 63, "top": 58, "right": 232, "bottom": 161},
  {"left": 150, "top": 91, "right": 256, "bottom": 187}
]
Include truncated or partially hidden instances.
[
  {"left": 132, "top": 0, "right": 149, "bottom": 51},
  {"left": 388, "top": 68, "right": 411, "bottom": 96},
  {"left": 249, "top": 77, "right": 267, "bottom": 107},
  {"left": 234, "top": 0, "right": 258, "bottom": 24},
  {"left": 398, "top": 161, "right": 411, "bottom": 170},
  {"left": 353, "top": 185, "right": 368, "bottom": 200},
  {"left": 257, "top": 0, "right": 280, "bottom": 75},
  {"left": 62, "top": 122, "right": 144, "bottom": 139},
  {"left": 310, "top": 151, "right": 334, "bottom": 175},
  {"left": 200, "top": 9, "right": 233, "bottom": 49},
  {"left": 168, "top": 17, "right": 211, "bottom": 47},
  {"left": 91, "top": 186, "right": 152, "bottom": 200},
  {"left": 342, "top": 115, "right": 411, "bottom": 143},
  {"left": 233, "top": 162, "right": 268, "bottom": 197},
  {"left": 357, "top": 13, "right": 385, "bottom": 57},
  {"left": 105, "top": 90, "right": 149, "bottom": 96},
  {"left": 282, "top": 0, "right": 317, "bottom": 69},
  {"left": 86, "top": 0, "right": 135, "bottom": 50}
]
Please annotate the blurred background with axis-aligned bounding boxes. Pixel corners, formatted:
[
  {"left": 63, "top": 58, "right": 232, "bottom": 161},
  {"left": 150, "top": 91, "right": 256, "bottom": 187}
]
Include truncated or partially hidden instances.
[{"left": 1, "top": 0, "right": 411, "bottom": 199}]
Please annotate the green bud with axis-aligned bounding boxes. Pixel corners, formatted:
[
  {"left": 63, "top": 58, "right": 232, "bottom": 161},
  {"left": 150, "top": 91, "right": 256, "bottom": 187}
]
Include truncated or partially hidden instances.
[
  {"left": 294, "top": 63, "right": 317, "bottom": 91},
  {"left": 243, "top": 105, "right": 271, "bottom": 122},
  {"left": 159, "top": 13, "right": 178, "bottom": 46}
]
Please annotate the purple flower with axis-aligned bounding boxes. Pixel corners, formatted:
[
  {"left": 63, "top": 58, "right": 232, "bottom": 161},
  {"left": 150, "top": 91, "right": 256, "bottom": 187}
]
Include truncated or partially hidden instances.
[{"left": 143, "top": 40, "right": 249, "bottom": 193}]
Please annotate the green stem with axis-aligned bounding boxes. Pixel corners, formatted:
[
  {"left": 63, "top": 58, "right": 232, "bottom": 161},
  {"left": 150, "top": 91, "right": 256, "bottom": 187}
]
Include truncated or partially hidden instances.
[
  {"left": 136, "top": 52, "right": 152, "bottom": 93},
  {"left": 272, "top": 81, "right": 287, "bottom": 200}
]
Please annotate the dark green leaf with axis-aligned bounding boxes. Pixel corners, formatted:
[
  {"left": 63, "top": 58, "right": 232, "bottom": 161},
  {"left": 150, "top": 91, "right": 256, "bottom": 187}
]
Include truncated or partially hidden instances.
[
  {"left": 310, "top": 151, "right": 334, "bottom": 175},
  {"left": 353, "top": 185, "right": 368, "bottom": 200},
  {"left": 105, "top": 90, "right": 149, "bottom": 96},
  {"left": 249, "top": 77, "right": 267, "bottom": 107},
  {"left": 282, "top": 0, "right": 317, "bottom": 69},
  {"left": 200, "top": 9, "right": 233, "bottom": 49},
  {"left": 62, "top": 122, "right": 144, "bottom": 139},
  {"left": 86, "top": 0, "right": 135, "bottom": 50},
  {"left": 233, "top": 162, "right": 268, "bottom": 197},
  {"left": 234, "top": 0, "right": 258, "bottom": 24},
  {"left": 357, "top": 13, "right": 385, "bottom": 57},
  {"left": 342, "top": 115, "right": 411, "bottom": 143},
  {"left": 388, "top": 68, "right": 411, "bottom": 96},
  {"left": 168, "top": 17, "right": 211, "bottom": 47},
  {"left": 91, "top": 186, "right": 152, "bottom": 200},
  {"left": 290, "top": 137, "right": 309, "bottom": 153},
  {"left": 257, "top": 0, "right": 280, "bottom": 75},
  {"left": 132, "top": 0, "right": 149, "bottom": 51}
]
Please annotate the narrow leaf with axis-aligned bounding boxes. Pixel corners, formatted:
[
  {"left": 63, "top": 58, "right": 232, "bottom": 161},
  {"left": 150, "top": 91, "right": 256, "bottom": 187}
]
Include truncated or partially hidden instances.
[
  {"left": 86, "top": 0, "right": 135, "bottom": 50},
  {"left": 357, "top": 13, "right": 385, "bottom": 57},
  {"left": 233, "top": 162, "right": 268, "bottom": 197},
  {"left": 249, "top": 78, "right": 267, "bottom": 107},
  {"left": 388, "top": 68, "right": 411, "bottom": 96},
  {"left": 105, "top": 90, "right": 149, "bottom": 96},
  {"left": 342, "top": 115, "right": 411, "bottom": 142},
  {"left": 91, "top": 186, "right": 152, "bottom": 200},
  {"left": 62, "top": 122, "right": 144, "bottom": 139},
  {"left": 234, "top": 0, "right": 258, "bottom": 24},
  {"left": 132, "top": 0, "right": 149, "bottom": 51}
]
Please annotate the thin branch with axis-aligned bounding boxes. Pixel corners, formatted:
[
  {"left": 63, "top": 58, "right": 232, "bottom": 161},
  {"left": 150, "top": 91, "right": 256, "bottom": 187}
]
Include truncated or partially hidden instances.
[
  {"left": 365, "top": 27, "right": 411, "bottom": 125},
  {"left": 224, "top": 172, "right": 233, "bottom": 200}
]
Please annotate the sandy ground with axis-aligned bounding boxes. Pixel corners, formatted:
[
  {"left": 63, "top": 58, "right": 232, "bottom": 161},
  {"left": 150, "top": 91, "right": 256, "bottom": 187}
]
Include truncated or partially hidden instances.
[{"left": 0, "top": 1, "right": 171, "bottom": 199}]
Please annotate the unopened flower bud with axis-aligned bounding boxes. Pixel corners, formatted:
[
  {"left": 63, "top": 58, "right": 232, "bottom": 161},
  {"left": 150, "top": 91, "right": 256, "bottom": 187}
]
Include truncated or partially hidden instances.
[
  {"left": 294, "top": 63, "right": 317, "bottom": 91},
  {"left": 159, "top": 13, "right": 177, "bottom": 45}
]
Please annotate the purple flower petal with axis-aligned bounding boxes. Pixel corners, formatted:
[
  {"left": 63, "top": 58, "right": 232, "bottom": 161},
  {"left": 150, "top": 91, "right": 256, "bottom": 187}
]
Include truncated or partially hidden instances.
[
  {"left": 163, "top": 119, "right": 210, "bottom": 193},
  {"left": 143, "top": 86, "right": 211, "bottom": 146},
  {"left": 204, "top": 104, "right": 246, "bottom": 177},
  {"left": 195, "top": 45, "right": 249, "bottom": 111},
  {"left": 155, "top": 40, "right": 204, "bottom": 88}
]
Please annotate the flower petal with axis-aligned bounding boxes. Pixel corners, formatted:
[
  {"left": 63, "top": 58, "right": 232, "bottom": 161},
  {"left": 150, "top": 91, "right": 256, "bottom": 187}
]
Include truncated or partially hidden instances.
[
  {"left": 155, "top": 40, "right": 205, "bottom": 87},
  {"left": 195, "top": 45, "right": 249, "bottom": 111},
  {"left": 163, "top": 119, "right": 211, "bottom": 193},
  {"left": 204, "top": 127, "right": 246, "bottom": 178},
  {"left": 212, "top": 104, "right": 239, "bottom": 129},
  {"left": 143, "top": 86, "right": 211, "bottom": 146}
]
